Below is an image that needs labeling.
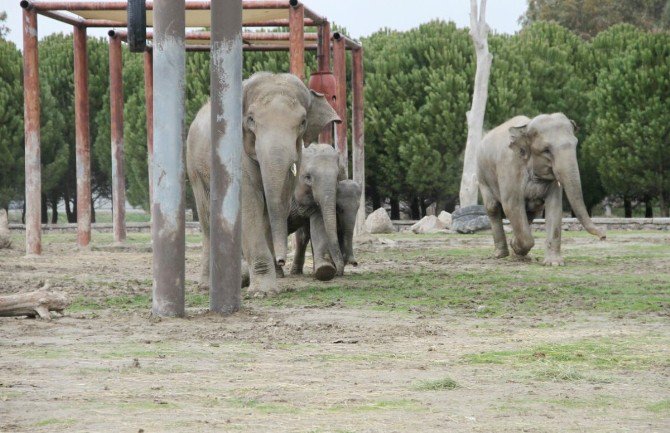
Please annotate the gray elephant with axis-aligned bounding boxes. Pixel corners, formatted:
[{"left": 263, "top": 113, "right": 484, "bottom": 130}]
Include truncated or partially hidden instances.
[
  {"left": 477, "top": 113, "right": 606, "bottom": 265},
  {"left": 187, "top": 72, "right": 340, "bottom": 295},
  {"left": 291, "top": 178, "right": 362, "bottom": 280}
]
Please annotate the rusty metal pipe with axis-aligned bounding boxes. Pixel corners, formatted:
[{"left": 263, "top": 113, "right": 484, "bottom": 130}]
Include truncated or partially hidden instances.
[
  {"left": 352, "top": 47, "right": 366, "bottom": 234},
  {"left": 334, "top": 31, "right": 362, "bottom": 50},
  {"left": 74, "top": 25, "right": 92, "bottom": 247},
  {"left": 317, "top": 21, "right": 333, "bottom": 144},
  {"left": 24, "top": 0, "right": 292, "bottom": 11},
  {"left": 151, "top": 0, "right": 186, "bottom": 318},
  {"left": 289, "top": 1, "right": 304, "bottom": 80},
  {"left": 112, "top": 29, "right": 317, "bottom": 41},
  {"left": 22, "top": 6, "right": 41, "bottom": 256},
  {"left": 143, "top": 49, "right": 154, "bottom": 210},
  {"left": 184, "top": 44, "right": 318, "bottom": 52},
  {"left": 108, "top": 34, "right": 126, "bottom": 244},
  {"left": 209, "top": 0, "right": 243, "bottom": 315},
  {"left": 332, "top": 35, "right": 348, "bottom": 177}
]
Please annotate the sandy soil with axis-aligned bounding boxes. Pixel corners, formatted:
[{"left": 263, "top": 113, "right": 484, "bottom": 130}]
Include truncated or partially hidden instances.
[{"left": 0, "top": 232, "right": 669, "bottom": 432}]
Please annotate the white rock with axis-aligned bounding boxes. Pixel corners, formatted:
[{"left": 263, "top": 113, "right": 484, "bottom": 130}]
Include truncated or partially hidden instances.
[
  {"left": 411, "top": 215, "right": 447, "bottom": 234},
  {"left": 365, "top": 208, "right": 395, "bottom": 234},
  {"left": 438, "top": 211, "right": 452, "bottom": 228}
]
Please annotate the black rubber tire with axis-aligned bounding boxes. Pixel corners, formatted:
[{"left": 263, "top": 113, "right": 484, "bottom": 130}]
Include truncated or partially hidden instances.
[
  {"left": 127, "top": 0, "right": 146, "bottom": 53},
  {"left": 452, "top": 205, "right": 487, "bottom": 219}
]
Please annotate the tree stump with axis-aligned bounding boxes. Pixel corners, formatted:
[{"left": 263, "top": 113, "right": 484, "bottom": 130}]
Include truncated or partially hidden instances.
[{"left": 0, "top": 284, "right": 69, "bottom": 320}]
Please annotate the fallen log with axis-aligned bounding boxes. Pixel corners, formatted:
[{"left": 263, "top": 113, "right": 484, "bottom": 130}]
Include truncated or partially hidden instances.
[{"left": 0, "top": 284, "right": 69, "bottom": 320}]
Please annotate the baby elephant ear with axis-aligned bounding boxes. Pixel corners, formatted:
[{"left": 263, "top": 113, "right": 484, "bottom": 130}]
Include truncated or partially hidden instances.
[
  {"left": 509, "top": 124, "right": 531, "bottom": 161},
  {"left": 304, "top": 89, "right": 341, "bottom": 145}
]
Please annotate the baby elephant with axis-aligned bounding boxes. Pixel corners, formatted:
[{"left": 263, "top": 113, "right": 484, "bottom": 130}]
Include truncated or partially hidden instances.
[{"left": 477, "top": 113, "right": 606, "bottom": 265}]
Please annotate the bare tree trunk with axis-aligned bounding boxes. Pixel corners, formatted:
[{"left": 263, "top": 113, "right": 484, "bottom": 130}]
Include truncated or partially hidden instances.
[
  {"left": 0, "top": 208, "right": 11, "bottom": 249},
  {"left": 0, "top": 284, "right": 69, "bottom": 320},
  {"left": 460, "top": 0, "right": 492, "bottom": 207},
  {"left": 624, "top": 197, "right": 632, "bottom": 218}
]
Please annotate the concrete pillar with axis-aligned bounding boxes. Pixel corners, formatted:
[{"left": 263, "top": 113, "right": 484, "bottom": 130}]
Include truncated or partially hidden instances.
[
  {"left": 151, "top": 0, "right": 186, "bottom": 317},
  {"left": 332, "top": 35, "right": 348, "bottom": 178},
  {"left": 144, "top": 49, "right": 154, "bottom": 208},
  {"left": 109, "top": 33, "right": 126, "bottom": 243},
  {"left": 209, "top": 0, "right": 243, "bottom": 315},
  {"left": 352, "top": 48, "right": 366, "bottom": 234}
]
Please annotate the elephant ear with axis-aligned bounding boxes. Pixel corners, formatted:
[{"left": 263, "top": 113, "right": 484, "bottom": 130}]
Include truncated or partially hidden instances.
[
  {"left": 303, "top": 89, "right": 341, "bottom": 146},
  {"left": 570, "top": 119, "right": 579, "bottom": 134},
  {"left": 509, "top": 124, "right": 531, "bottom": 161}
]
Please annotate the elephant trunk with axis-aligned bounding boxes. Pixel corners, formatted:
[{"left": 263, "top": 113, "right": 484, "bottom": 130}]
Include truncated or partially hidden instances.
[
  {"left": 554, "top": 152, "right": 606, "bottom": 240},
  {"left": 316, "top": 186, "right": 344, "bottom": 274},
  {"left": 260, "top": 159, "right": 294, "bottom": 266}
]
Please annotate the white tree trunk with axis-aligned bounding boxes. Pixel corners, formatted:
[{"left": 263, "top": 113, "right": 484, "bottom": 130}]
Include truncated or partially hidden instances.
[
  {"left": 460, "top": 0, "right": 492, "bottom": 208},
  {"left": 0, "top": 208, "right": 11, "bottom": 249}
]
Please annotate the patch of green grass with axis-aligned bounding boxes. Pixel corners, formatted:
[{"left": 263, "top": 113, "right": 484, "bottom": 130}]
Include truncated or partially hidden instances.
[
  {"left": 33, "top": 418, "right": 76, "bottom": 427},
  {"left": 463, "top": 337, "right": 669, "bottom": 381},
  {"left": 226, "top": 397, "right": 300, "bottom": 414},
  {"left": 413, "top": 377, "right": 459, "bottom": 391},
  {"left": 647, "top": 399, "right": 670, "bottom": 414},
  {"left": 328, "top": 398, "right": 424, "bottom": 413},
  {"left": 546, "top": 395, "right": 619, "bottom": 409}
]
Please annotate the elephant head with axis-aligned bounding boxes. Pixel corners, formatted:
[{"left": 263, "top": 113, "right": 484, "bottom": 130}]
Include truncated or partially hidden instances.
[
  {"left": 509, "top": 113, "right": 606, "bottom": 240},
  {"left": 243, "top": 73, "right": 340, "bottom": 266},
  {"left": 336, "top": 180, "right": 362, "bottom": 268},
  {"left": 294, "top": 143, "right": 344, "bottom": 273}
]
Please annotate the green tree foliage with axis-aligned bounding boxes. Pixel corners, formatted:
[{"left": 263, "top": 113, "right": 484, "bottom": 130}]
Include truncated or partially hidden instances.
[
  {"left": 0, "top": 38, "right": 23, "bottom": 209},
  {"left": 585, "top": 31, "right": 670, "bottom": 216},
  {"left": 521, "top": 0, "right": 670, "bottom": 38}
]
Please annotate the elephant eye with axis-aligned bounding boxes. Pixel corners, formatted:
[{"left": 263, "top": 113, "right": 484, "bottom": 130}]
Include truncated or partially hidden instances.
[
  {"left": 246, "top": 115, "right": 256, "bottom": 130},
  {"left": 300, "top": 118, "right": 307, "bottom": 131},
  {"left": 304, "top": 173, "right": 312, "bottom": 183}
]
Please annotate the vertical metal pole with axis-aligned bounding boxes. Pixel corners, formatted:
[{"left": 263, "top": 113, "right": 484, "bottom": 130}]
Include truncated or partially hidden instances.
[
  {"left": 209, "top": 0, "right": 243, "bottom": 315},
  {"left": 74, "top": 25, "right": 92, "bottom": 248},
  {"left": 288, "top": 0, "right": 304, "bottom": 80},
  {"left": 23, "top": 6, "right": 41, "bottom": 256},
  {"left": 333, "top": 36, "right": 348, "bottom": 178},
  {"left": 109, "top": 34, "right": 126, "bottom": 243},
  {"left": 317, "top": 22, "right": 333, "bottom": 144},
  {"left": 152, "top": 0, "right": 186, "bottom": 317},
  {"left": 352, "top": 48, "right": 366, "bottom": 234},
  {"left": 144, "top": 49, "right": 154, "bottom": 208}
]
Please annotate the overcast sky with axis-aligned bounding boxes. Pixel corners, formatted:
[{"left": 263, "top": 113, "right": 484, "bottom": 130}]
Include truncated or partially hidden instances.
[{"left": 3, "top": 0, "right": 527, "bottom": 48}]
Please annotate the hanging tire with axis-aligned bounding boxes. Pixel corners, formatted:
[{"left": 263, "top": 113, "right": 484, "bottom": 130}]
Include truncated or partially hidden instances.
[{"left": 127, "top": 0, "right": 146, "bottom": 53}]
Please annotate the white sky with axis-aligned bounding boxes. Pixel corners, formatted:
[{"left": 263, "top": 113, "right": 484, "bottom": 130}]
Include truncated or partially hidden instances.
[{"left": 3, "top": 0, "right": 527, "bottom": 48}]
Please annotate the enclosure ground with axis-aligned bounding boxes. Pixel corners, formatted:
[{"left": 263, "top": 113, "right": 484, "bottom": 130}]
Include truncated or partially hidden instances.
[{"left": 1, "top": 230, "right": 669, "bottom": 432}]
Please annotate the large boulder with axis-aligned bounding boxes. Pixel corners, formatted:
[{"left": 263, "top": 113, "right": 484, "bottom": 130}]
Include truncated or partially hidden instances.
[
  {"left": 0, "top": 209, "right": 11, "bottom": 249},
  {"left": 451, "top": 205, "right": 491, "bottom": 234},
  {"left": 438, "top": 211, "right": 452, "bottom": 228},
  {"left": 365, "top": 208, "right": 395, "bottom": 234},
  {"left": 411, "top": 215, "right": 447, "bottom": 234}
]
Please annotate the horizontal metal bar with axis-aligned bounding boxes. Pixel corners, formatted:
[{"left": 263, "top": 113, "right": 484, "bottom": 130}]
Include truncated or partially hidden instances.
[
  {"left": 185, "top": 44, "right": 318, "bottom": 52},
  {"left": 333, "top": 31, "right": 362, "bottom": 50},
  {"left": 23, "top": 0, "right": 292, "bottom": 11}
]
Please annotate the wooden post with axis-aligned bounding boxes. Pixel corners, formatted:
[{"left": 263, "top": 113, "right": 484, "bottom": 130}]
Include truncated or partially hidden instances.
[
  {"left": 288, "top": 0, "right": 304, "bottom": 80},
  {"left": 152, "top": 0, "right": 186, "bottom": 317},
  {"left": 352, "top": 48, "right": 366, "bottom": 234},
  {"left": 209, "top": 0, "right": 243, "bottom": 315},
  {"left": 333, "top": 34, "right": 348, "bottom": 178},
  {"left": 22, "top": 6, "right": 41, "bottom": 256},
  {"left": 109, "top": 33, "right": 126, "bottom": 243},
  {"left": 144, "top": 49, "right": 154, "bottom": 208},
  {"left": 74, "top": 25, "right": 92, "bottom": 248}
]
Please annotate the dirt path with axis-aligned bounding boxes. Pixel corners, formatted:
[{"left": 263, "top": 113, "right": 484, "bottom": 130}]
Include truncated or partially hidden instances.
[{"left": 1, "top": 232, "right": 669, "bottom": 432}]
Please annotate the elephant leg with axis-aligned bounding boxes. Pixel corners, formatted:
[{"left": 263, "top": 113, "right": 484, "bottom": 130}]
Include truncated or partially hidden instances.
[
  {"left": 481, "top": 185, "right": 508, "bottom": 259},
  {"left": 543, "top": 183, "right": 564, "bottom": 266},
  {"left": 502, "top": 195, "right": 535, "bottom": 258},
  {"left": 290, "top": 225, "right": 310, "bottom": 275},
  {"left": 242, "top": 180, "right": 279, "bottom": 296},
  {"left": 191, "top": 171, "right": 211, "bottom": 289},
  {"left": 309, "top": 212, "right": 337, "bottom": 281}
]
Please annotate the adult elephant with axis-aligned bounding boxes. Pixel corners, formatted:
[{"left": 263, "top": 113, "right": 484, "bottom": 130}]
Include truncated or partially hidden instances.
[
  {"left": 477, "top": 113, "right": 606, "bottom": 265},
  {"left": 187, "top": 72, "right": 340, "bottom": 296}
]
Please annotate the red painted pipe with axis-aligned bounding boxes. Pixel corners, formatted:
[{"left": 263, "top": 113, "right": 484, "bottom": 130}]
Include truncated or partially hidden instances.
[
  {"left": 22, "top": 7, "right": 42, "bottom": 256},
  {"left": 74, "top": 25, "right": 92, "bottom": 247},
  {"left": 144, "top": 49, "right": 154, "bottom": 210},
  {"left": 109, "top": 34, "right": 126, "bottom": 243},
  {"left": 289, "top": 2, "right": 304, "bottom": 80},
  {"left": 333, "top": 35, "right": 348, "bottom": 177}
]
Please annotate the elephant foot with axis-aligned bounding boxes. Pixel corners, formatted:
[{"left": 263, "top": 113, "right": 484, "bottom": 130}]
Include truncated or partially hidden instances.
[
  {"left": 289, "top": 266, "right": 303, "bottom": 276},
  {"left": 510, "top": 254, "right": 532, "bottom": 263},
  {"left": 543, "top": 254, "right": 565, "bottom": 267},
  {"left": 493, "top": 248, "right": 509, "bottom": 259},
  {"left": 275, "top": 264, "right": 285, "bottom": 278},
  {"left": 246, "top": 273, "right": 281, "bottom": 298},
  {"left": 198, "top": 274, "right": 210, "bottom": 291},
  {"left": 314, "top": 263, "right": 336, "bottom": 281}
]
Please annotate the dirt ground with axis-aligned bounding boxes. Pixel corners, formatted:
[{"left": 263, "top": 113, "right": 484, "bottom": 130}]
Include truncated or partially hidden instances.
[{"left": 0, "top": 230, "right": 669, "bottom": 432}]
